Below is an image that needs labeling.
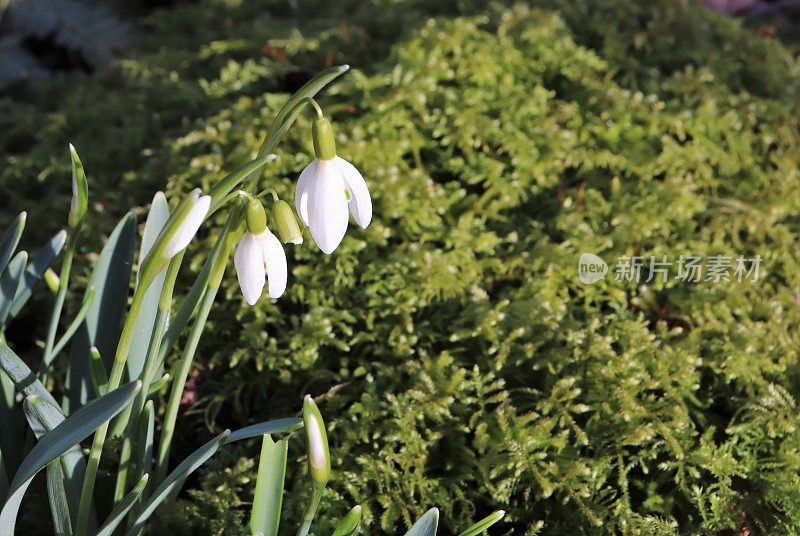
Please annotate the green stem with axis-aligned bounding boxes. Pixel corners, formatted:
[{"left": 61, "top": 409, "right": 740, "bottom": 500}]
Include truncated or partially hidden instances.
[
  {"left": 296, "top": 486, "right": 324, "bottom": 536},
  {"left": 75, "top": 284, "right": 148, "bottom": 536},
  {"left": 42, "top": 232, "right": 78, "bottom": 369},
  {"left": 304, "top": 97, "right": 323, "bottom": 118},
  {"left": 114, "top": 254, "right": 183, "bottom": 500},
  {"left": 48, "top": 287, "right": 95, "bottom": 360},
  {"left": 154, "top": 284, "right": 219, "bottom": 484}
]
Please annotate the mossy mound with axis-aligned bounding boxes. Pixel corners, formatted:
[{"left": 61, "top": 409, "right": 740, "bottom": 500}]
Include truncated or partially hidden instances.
[{"left": 3, "top": 1, "right": 800, "bottom": 534}]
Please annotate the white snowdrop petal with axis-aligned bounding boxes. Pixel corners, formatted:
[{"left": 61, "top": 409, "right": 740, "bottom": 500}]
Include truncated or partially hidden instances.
[
  {"left": 295, "top": 160, "right": 317, "bottom": 226},
  {"left": 307, "top": 160, "right": 349, "bottom": 254},
  {"left": 234, "top": 232, "right": 266, "bottom": 305},
  {"left": 256, "top": 230, "right": 287, "bottom": 299},
  {"left": 306, "top": 412, "right": 326, "bottom": 471},
  {"left": 164, "top": 193, "right": 211, "bottom": 258},
  {"left": 337, "top": 156, "right": 372, "bottom": 229}
]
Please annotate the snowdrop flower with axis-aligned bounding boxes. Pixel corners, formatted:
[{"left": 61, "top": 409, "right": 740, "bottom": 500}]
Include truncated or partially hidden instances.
[
  {"left": 295, "top": 116, "right": 371, "bottom": 254},
  {"left": 140, "top": 188, "right": 210, "bottom": 289},
  {"left": 162, "top": 189, "right": 211, "bottom": 258},
  {"left": 302, "top": 394, "right": 331, "bottom": 487},
  {"left": 234, "top": 198, "right": 287, "bottom": 304}
]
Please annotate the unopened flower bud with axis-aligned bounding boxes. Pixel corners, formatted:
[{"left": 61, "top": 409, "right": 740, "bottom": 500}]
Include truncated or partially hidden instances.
[
  {"left": 302, "top": 395, "right": 331, "bottom": 487},
  {"left": 273, "top": 200, "right": 303, "bottom": 244},
  {"left": 68, "top": 144, "right": 88, "bottom": 230},
  {"left": 43, "top": 268, "right": 60, "bottom": 293}
]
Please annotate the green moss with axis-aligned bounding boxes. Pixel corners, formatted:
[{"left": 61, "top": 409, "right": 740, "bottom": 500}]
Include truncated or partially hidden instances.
[{"left": 4, "top": 0, "right": 800, "bottom": 534}]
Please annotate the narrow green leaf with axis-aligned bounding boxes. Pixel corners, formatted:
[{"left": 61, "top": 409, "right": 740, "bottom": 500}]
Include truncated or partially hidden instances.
[
  {"left": 250, "top": 435, "right": 288, "bottom": 536},
  {"left": 0, "top": 251, "right": 27, "bottom": 325},
  {"left": 22, "top": 394, "right": 90, "bottom": 531},
  {"left": 225, "top": 418, "right": 303, "bottom": 444},
  {"left": 457, "top": 510, "right": 506, "bottom": 536},
  {"left": 46, "top": 462, "right": 72, "bottom": 535},
  {"left": 133, "top": 400, "right": 155, "bottom": 487},
  {"left": 65, "top": 212, "right": 136, "bottom": 412},
  {"left": 128, "top": 192, "right": 169, "bottom": 382},
  {"left": 0, "top": 212, "right": 26, "bottom": 277},
  {"left": 0, "top": 367, "right": 23, "bottom": 487},
  {"left": 0, "top": 448, "right": 9, "bottom": 504},
  {"left": 126, "top": 432, "right": 227, "bottom": 536},
  {"left": 46, "top": 286, "right": 95, "bottom": 366},
  {"left": 9, "top": 230, "right": 67, "bottom": 319},
  {"left": 0, "top": 341, "right": 60, "bottom": 405},
  {"left": 0, "top": 341, "right": 63, "bottom": 481},
  {"left": 208, "top": 154, "right": 281, "bottom": 211},
  {"left": 147, "top": 373, "right": 170, "bottom": 396},
  {"left": 271, "top": 65, "right": 349, "bottom": 139},
  {"left": 130, "top": 418, "right": 302, "bottom": 533},
  {"left": 332, "top": 505, "right": 362, "bottom": 536},
  {"left": 405, "top": 508, "right": 439, "bottom": 536},
  {"left": 96, "top": 474, "right": 148, "bottom": 536},
  {"left": 0, "top": 381, "right": 141, "bottom": 533}
]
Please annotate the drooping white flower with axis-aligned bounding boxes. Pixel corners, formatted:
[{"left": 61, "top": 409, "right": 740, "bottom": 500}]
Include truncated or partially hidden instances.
[
  {"left": 139, "top": 188, "right": 211, "bottom": 290},
  {"left": 233, "top": 198, "right": 287, "bottom": 304},
  {"left": 295, "top": 116, "right": 372, "bottom": 254},
  {"left": 163, "top": 189, "right": 211, "bottom": 258}
]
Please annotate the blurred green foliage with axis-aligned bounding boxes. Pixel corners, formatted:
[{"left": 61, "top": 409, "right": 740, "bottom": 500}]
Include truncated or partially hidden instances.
[{"left": 3, "top": 0, "right": 800, "bottom": 534}]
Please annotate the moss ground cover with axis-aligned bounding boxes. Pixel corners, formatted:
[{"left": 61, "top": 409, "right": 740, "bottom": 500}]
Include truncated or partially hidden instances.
[{"left": 3, "top": 1, "right": 800, "bottom": 534}]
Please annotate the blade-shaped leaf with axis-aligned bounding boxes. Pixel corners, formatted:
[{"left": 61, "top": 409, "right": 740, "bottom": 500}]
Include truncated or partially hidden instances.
[
  {"left": 9, "top": 230, "right": 67, "bottom": 319},
  {"left": 0, "top": 341, "right": 64, "bottom": 507},
  {"left": 22, "top": 394, "right": 92, "bottom": 531},
  {"left": 128, "top": 192, "right": 169, "bottom": 381},
  {"left": 0, "top": 251, "right": 27, "bottom": 325},
  {"left": 96, "top": 474, "right": 148, "bottom": 536},
  {"left": 0, "top": 449, "right": 9, "bottom": 504},
  {"left": 405, "top": 508, "right": 439, "bottom": 536},
  {"left": 129, "top": 418, "right": 303, "bottom": 534},
  {"left": 457, "top": 510, "right": 505, "bottom": 536},
  {"left": 269, "top": 65, "right": 349, "bottom": 145},
  {"left": 0, "top": 381, "right": 141, "bottom": 533},
  {"left": 207, "top": 154, "right": 281, "bottom": 211},
  {"left": 332, "top": 505, "right": 362, "bottom": 536},
  {"left": 0, "top": 212, "right": 26, "bottom": 277},
  {"left": 125, "top": 432, "right": 226, "bottom": 536},
  {"left": 0, "top": 341, "right": 59, "bottom": 406},
  {"left": 146, "top": 373, "right": 169, "bottom": 396},
  {"left": 225, "top": 418, "right": 303, "bottom": 443},
  {"left": 249, "top": 435, "right": 288, "bottom": 536},
  {"left": 0, "top": 372, "right": 23, "bottom": 492},
  {"left": 132, "top": 400, "right": 154, "bottom": 489},
  {"left": 65, "top": 212, "right": 136, "bottom": 412},
  {"left": 46, "top": 462, "right": 72, "bottom": 535}
]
